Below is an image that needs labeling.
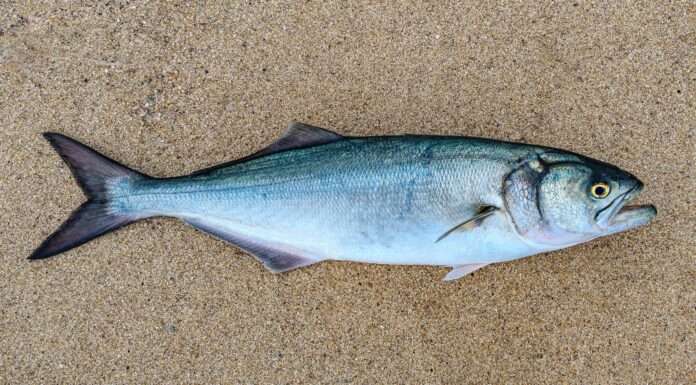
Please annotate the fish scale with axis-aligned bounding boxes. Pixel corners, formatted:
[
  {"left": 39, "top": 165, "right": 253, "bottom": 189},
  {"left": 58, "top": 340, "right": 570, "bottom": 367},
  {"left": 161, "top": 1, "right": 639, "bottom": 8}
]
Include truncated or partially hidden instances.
[
  {"left": 118, "top": 136, "right": 533, "bottom": 266},
  {"left": 29, "top": 122, "right": 656, "bottom": 280}
]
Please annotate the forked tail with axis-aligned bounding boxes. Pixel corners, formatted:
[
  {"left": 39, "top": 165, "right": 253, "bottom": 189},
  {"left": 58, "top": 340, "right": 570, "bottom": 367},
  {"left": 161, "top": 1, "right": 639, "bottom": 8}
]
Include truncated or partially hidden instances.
[{"left": 29, "top": 133, "right": 150, "bottom": 260}]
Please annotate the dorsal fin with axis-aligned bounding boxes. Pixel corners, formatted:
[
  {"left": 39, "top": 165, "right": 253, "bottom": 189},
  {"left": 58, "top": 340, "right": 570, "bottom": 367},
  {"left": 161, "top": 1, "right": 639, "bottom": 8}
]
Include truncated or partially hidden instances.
[
  {"left": 255, "top": 122, "right": 344, "bottom": 157},
  {"left": 188, "top": 122, "right": 345, "bottom": 176}
]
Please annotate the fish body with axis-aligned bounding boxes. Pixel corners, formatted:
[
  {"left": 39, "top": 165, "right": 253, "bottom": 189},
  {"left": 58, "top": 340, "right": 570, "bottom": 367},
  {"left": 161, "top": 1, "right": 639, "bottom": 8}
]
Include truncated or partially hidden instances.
[
  {"left": 30, "top": 123, "right": 656, "bottom": 280},
  {"left": 123, "top": 136, "right": 536, "bottom": 266}
]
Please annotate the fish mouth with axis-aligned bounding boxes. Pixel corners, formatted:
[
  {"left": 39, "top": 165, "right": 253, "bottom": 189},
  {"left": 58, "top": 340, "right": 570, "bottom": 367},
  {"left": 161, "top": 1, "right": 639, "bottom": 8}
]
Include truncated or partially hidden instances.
[{"left": 595, "top": 181, "right": 656, "bottom": 234}]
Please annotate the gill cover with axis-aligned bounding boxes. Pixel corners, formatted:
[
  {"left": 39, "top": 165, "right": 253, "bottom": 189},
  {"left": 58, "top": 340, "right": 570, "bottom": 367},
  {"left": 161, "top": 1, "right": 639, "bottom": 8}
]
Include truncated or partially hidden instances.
[
  {"left": 503, "top": 152, "right": 597, "bottom": 249},
  {"left": 503, "top": 155, "right": 546, "bottom": 245}
]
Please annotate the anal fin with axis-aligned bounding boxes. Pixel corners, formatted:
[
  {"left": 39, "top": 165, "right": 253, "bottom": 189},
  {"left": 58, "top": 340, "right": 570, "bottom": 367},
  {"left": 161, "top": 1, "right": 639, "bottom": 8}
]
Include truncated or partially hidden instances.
[
  {"left": 444, "top": 263, "right": 489, "bottom": 281},
  {"left": 183, "top": 218, "right": 318, "bottom": 273}
]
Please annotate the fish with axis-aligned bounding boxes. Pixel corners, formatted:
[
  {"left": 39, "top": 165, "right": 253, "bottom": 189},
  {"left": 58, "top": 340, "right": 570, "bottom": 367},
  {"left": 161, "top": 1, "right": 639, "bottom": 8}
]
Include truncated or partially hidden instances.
[{"left": 29, "top": 122, "right": 657, "bottom": 280}]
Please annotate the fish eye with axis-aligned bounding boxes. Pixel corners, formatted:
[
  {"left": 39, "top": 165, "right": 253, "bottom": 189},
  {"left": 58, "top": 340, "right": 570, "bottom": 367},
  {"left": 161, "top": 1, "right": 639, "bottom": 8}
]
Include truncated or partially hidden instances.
[{"left": 590, "top": 182, "right": 611, "bottom": 199}]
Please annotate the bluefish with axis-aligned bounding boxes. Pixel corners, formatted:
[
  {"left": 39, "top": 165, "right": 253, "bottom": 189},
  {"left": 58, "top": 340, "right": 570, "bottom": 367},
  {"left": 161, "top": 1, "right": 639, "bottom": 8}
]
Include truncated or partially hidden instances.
[{"left": 30, "top": 123, "right": 656, "bottom": 280}]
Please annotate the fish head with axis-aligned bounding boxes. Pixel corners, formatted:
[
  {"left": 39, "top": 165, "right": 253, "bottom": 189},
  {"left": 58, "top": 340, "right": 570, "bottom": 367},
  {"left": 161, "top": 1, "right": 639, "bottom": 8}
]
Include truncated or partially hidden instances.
[{"left": 504, "top": 152, "right": 656, "bottom": 249}]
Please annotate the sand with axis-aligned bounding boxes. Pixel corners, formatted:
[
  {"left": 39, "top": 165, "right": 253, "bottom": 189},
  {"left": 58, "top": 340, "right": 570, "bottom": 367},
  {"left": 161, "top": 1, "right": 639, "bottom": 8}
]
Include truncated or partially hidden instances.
[{"left": 1, "top": 1, "right": 694, "bottom": 384}]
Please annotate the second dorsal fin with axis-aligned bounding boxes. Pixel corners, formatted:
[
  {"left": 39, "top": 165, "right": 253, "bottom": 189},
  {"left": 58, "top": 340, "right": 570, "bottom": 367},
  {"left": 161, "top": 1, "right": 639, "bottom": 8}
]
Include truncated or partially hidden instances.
[
  {"left": 254, "top": 122, "right": 345, "bottom": 158},
  {"left": 188, "top": 122, "right": 345, "bottom": 176}
]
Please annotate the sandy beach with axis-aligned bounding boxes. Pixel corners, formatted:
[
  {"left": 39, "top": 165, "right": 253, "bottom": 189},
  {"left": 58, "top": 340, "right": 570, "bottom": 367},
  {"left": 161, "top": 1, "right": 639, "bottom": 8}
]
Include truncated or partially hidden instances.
[{"left": 1, "top": 2, "right": 694, "bottom": 383}]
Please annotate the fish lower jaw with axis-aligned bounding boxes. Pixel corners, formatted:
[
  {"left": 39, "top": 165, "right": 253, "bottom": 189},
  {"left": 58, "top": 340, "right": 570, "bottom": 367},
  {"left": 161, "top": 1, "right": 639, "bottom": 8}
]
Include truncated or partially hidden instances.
[
  {"left": 604, "top": 204, "right": 657, "bottom": 234},
  {"left": 616, "top": 204, "right": 654, "bottom": 215}
]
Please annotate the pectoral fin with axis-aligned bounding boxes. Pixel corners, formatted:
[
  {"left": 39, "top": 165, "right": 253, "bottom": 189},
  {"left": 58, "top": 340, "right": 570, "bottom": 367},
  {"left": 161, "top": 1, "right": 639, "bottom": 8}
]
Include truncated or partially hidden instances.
[
  {"left": 435, "top": 206, "right": 497, "bottom": 243},
  {"left": 444, "top": 263, "right": 489, "bottom": 281}
]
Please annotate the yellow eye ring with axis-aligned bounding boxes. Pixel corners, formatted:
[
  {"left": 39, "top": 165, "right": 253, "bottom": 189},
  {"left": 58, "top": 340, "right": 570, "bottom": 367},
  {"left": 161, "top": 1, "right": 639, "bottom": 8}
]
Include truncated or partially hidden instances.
[{"left": 590, "top": 182, "right": 611, "bottom": 198}]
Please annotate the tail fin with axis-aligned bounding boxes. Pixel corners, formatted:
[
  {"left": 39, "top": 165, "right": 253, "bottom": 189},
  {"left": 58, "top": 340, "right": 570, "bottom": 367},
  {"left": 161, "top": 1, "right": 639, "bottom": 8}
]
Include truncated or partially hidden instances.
[{"left": 29, "top": 133, "right": 148, "bottom": 260}]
